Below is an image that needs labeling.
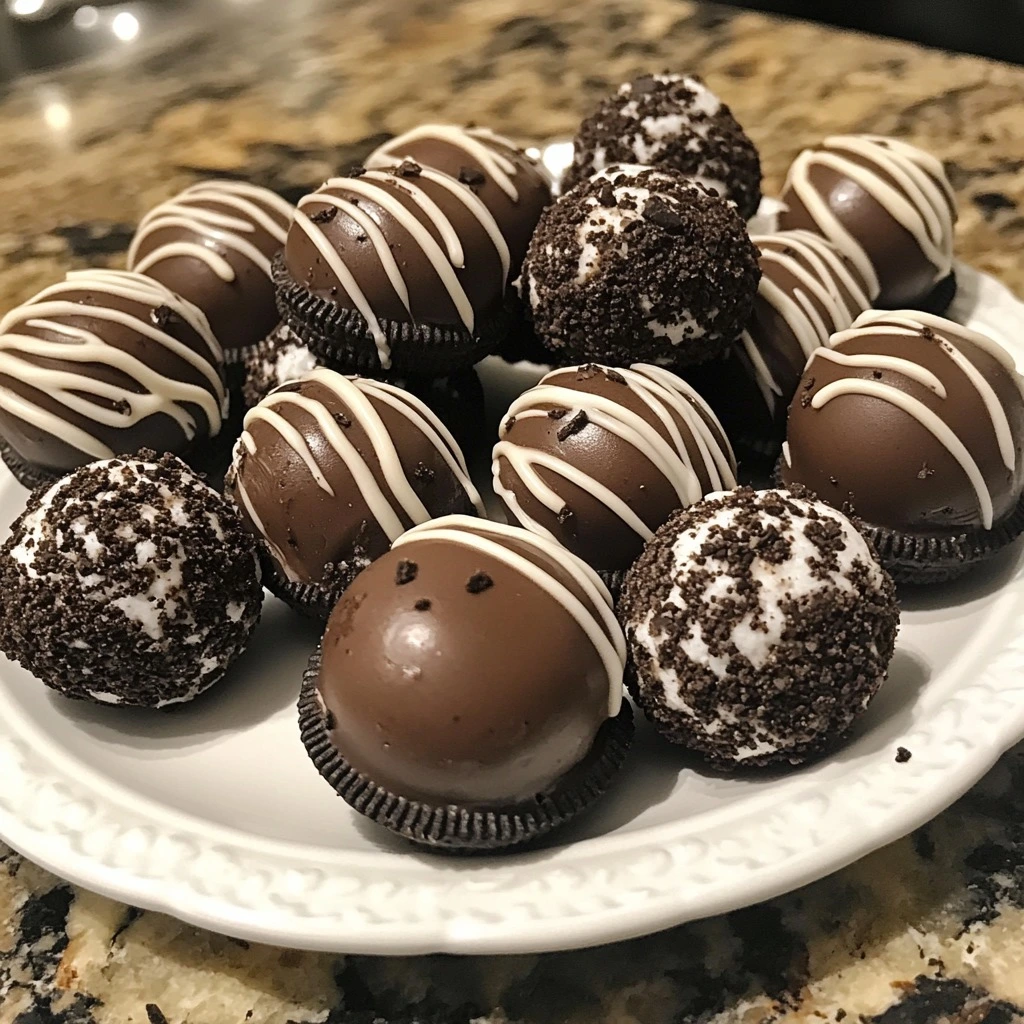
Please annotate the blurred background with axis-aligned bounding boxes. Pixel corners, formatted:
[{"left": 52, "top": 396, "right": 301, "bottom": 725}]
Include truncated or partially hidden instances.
[{"left": 1, "top": 0, "right": 1023, "bottom": 87}]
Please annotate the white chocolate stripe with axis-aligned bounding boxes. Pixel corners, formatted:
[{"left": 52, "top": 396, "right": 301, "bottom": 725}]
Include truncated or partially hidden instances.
[
  {"left": 812, "top": 348, "right": 947, "bottom": 396},
  {"left": 368, "top": 124, "right": 523, "bottom": 200},
  {"left": 396, "top": 516, "right": 625, "bottom": 717},
  {"left": 291, "top": 206, "right": 391, "bottom": 368},
  {"left": 810, "top": 376, "right": 994, "bottom": 528}
]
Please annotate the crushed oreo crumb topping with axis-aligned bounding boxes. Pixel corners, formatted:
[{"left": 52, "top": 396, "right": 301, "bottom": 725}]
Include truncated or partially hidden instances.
[
  {"left": 896, "top": 746, "right": 913, "bottom": 763},
  {"left": 395, "top": 560, "right": 418, "bottom": 585},
  {"left": 557, "top": 410, "right": 590, "bottom": 441},
  {"left": 414, "top": 598, "right": 432, "bottom": 611},
  {"left": 310, "top": 206, "right": 338, "bottom": 224},
  {"left": 466, "top": 571, "right": 494, "bottom": 594}
]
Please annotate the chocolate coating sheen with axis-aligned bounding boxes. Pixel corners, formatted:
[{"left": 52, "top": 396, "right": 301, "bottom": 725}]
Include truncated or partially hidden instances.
[
  {"left": 228, "top": 369, "right": 482, "bottom": 589},
  {"left": 366, "top": 125, "right": 552, "bottom": 272},
  {"left": 0, "top": 269, "right": 225, "bottom": 475},
  {"left": 521, "top": 165, "right": 761, "bottom": 368},
  {"left": 782, "top": 311, "right": 1024, "bottom": 534},
  {"left": 128, "top": 181, "right": 294, "bottom": 357},
  {"left": 318, "top": 518, "right": 622, "bottom": 806},
  {"left": 284, "top": 162, "right": 509, "bottom": 328},
  {"left": 493, "top": 363, "right": 737, "bottom": 571},
  {"left": 566, "top": 73, "right": 762, "bottom": 219},
  {"left": 778, "top": 135, "right": 956, "bottom": 310}
]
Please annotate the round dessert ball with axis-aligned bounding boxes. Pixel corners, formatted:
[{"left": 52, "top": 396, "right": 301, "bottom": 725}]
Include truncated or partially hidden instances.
[
  {"left": 227, "top": 367, "right": 484, "bottom": 617},
  {"left": 520, "top": 165, "right": 761, "bottom": 368},
  {"left": 0, "top": 268, "right": 227, "bottom": 491},
  {"left": 493, "top": 362, "right": 737, "bottom": 589},
  {"left": 277, "top": 160, "right": 513, "bottom": 375},
  {"left": 128, "top": 180, "right": 294, "bottom": 363},
  {"left": 301, "top": 515, "right": 633, "bottom": 850},
  {"left": 621, "top": 487, "right": 899, "bottom": 768},
  {"left": 684, "top": 229, "right": 873, "bottom": 455},
  {"left": 366, "top": 124, "right": 553, "bottom": 272},
  {"left": 781, "top": 310, "right": 1024, "bottom": 583},
  {"left": 778, "top": 135, "right": 957, "bottom": 311},
  {"left": 566, "top": 73, "right": 762, "bottom": 219},
  {"left": 0, "top": 453, "right": 263, "bottom": 708}
]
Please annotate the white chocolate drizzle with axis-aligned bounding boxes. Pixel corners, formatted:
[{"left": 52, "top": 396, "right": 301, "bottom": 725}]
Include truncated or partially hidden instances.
[
  {"left": 396, "top": 515, "right": 626, "bottom": 717},
  {"left": 492, "top": 363, "right": 737, "bottom": 543},
  {"left": 293, "top": 164, "right": 511, "bottom": 370},
  {"left": 0, "top": 269, "right": 226, "bottom": 460},
  {"left": 366, "top": 124, "right": 530, "bottom": 201},
  {"left": 235, "top": 368, "right": 484, "bottom": 578},
  {"left": 782, "top": 134, "right": 956, "bottom": 298},
  {"left": 737, "top": 230, "right": 873, "bottom": 412},
  {"left": 128, "top": 180, "right": 293, "bottom": 281},
  {"left": 803, "top": 309, "right": 1023, "bottom": 530}
]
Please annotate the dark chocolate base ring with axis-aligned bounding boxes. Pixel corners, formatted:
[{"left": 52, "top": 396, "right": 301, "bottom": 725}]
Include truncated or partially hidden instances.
[
  {"left": 272, "top": 254, "right": 509, "bottom": 377},
  {"left": 259, "top": 549, "right": 362, "bottom": 621},
  {"left": 0, "top": 437, "right": 63, "bottom": 491},
  {"left": 299, "top": 646, "right": 635, "bottom": 852}
]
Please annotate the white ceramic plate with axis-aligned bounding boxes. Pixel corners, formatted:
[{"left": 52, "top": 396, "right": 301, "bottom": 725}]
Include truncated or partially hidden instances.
[{"left": 0, "top": 263, "right": 1023, "bottom": 956}]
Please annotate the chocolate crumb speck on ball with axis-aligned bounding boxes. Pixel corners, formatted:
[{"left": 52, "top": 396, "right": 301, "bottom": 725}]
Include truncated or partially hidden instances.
[
  {"left": 520, "top": 165, "right": 760, "bottom": 368},
  {"left": 0, "top": 452, "right": 263, "bottom": 708},
  {"left": 621, "top": 486, "right": 899, "bottom": 768}
]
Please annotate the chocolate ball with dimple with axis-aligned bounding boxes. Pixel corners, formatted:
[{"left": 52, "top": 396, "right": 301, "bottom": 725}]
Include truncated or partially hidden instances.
[
  {"left": 128, "top": 180, "right": 294, "bottom": 361},
  {"left": 778, "top": 135, "right": 957, "bottom": 311},
  {"left": 277, "top": 160, "right": 512, "bottom": 375},
  {"left": 566, "top": 74, "right": 762, "bottom": 219},
  {"left": 781, "top": 310, "right": 1024, "bottom": 583},
  {"left": 493, "top": 363, "right": 737, "bottom": 587},
  {"left": 366, "top": 124, "right": 552, "bottom": 272},
  {"left": 301, "top": 515, "right": 633, "bottom": 849},
  {"left": 227, "top": 367, "right": 484, "bottom": 616},
  {"left": 520, "top": 165, "right": 761, "bottom": 368},
  {"left": 0, "top": 268, "right": 226, "bottom": 491},
  {"left": 0, "top": 453, "right": 263, "bottom": 708},
  {"left": 622, "top": 487, "right": 899, "bottom": 768},
  {"left": 684, "top": 229, "right": 874, "bottom": 455}
]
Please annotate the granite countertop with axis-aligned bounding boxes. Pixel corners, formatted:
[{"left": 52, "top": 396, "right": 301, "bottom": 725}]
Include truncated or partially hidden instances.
[{"left": 2, "top": 1, "right": 1024, "bottom": 1021}]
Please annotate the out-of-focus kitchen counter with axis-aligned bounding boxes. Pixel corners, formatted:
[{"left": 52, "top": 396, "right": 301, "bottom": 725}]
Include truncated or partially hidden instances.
[{"left": 2, "top": 1, "right": 1024, "bottom": 1021}]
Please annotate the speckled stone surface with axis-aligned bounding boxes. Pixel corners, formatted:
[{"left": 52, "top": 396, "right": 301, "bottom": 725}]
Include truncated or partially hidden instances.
[{"left": 2, "top": 1, "right": 1024, "bottom": 1021}]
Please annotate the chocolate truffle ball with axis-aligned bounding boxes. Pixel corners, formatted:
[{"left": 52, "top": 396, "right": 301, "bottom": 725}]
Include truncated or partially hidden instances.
[
  {"left": 621, "top": 487, "right": 899, "bottom": 768},
  {"left": 781, "top": 311, "right": 1024, "bottom": 582},
  {"left": 778, "top": 135, "right": 957, "bottom": 311},
  {"left": 128, "top": 180, "right": 294, "bottom": 360},
  {"left": 0, "top": 268, "right": 226, "bottom": 490},
  {"left": 520, "top": 165, "right": 761, "bottom": 368},
  {"left": 277, "top": 160, "right": 513, "bottom": 374},
  {"left": 684, "top": 230, "right": 874, "bottom": 454},
  {"left": 493, "top": 363, "right": 737, "bottom": 585},
  {"left": 0, "top": 453, "right": 263, "bottom": 708},
  {"left": 228, "top": 367, "right": 484, "bottom": 616},
  {"left": 303, "top": 515, "right": 631, "bottom": 849},
  {"left": 366, "top": 124, "right": 552, "bottom": 271},
  {"left": 566, "top": 74, "right": 762, "bottom": 219}
]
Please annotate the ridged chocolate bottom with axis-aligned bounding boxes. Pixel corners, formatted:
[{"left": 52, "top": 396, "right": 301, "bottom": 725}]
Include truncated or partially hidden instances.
[
  {"left": 298, "top": 646, "right": 635, "bottom": 852},
  {"left": 0, "top": 437, "right": 63, "bottom": 491}
]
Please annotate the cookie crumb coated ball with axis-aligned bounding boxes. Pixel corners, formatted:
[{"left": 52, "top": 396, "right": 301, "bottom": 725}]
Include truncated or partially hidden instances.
[
  {"left": 493, "top": 362, "right": 737, "bottom": 581},
  {"left": 366, "top": 124, "right": 552, "bottom": 271},
  {"left": 779, "top": 135, "right": 957, "bottom": 311},
  {"left": 621, "top": 487, "right": 898, "bottom": 768},
  {"left": 521, "top": 165, "right": 761, "bottom": 368},
  {"left": 0, "top": 453, "right": 263, "bottom": 708},
  {"left": 566, "top": 74, "right": 762, "bottom": 218},
  {"left": 302, "top": 515, "right": 633, "bottom": 850},
  {"left": 228, "top": 368, "right": 484, "bottom": 616}
]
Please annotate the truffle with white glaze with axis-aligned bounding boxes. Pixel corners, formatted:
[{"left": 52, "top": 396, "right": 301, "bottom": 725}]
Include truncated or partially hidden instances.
[
  {"left": 621, "top": 487, "right": 899, "bottom": 767},
  {"left": 778, "top": 135, "right": 957, "bottom": 311},
  {"left": 520, "top": 165, "right": 761, "bottom": 368},
  {"left": 566, "top": 73, "right": 762, "bottom": 219},
  {"left": 0, "top": 453, "right": 263, "bottom": 708}
]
